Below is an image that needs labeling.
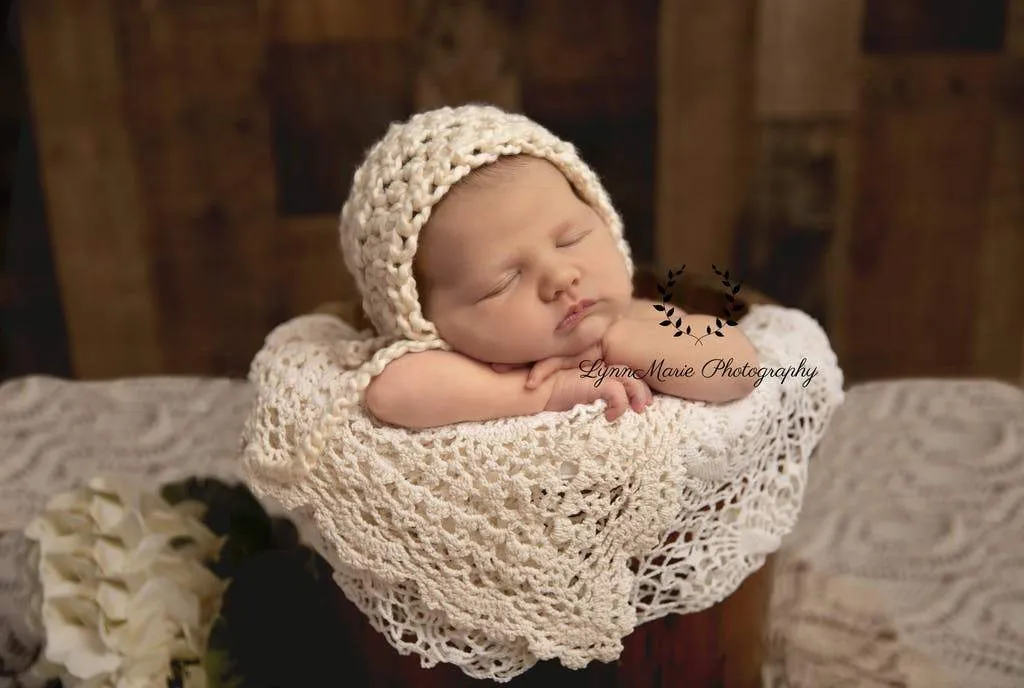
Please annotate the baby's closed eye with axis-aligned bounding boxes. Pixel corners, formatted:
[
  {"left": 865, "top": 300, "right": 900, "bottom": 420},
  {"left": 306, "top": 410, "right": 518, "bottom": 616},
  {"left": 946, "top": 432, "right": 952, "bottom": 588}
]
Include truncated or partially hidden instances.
[{"left": 556, "top": 230, "right": 590, "bottom": 247}]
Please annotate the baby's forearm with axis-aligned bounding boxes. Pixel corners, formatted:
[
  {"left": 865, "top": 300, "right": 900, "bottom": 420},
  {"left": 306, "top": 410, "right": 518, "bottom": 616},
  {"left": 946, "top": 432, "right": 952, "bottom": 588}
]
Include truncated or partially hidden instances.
[
  {"left": 364, "top": 350, "right": 551, "bottom": 429},
  {"left": 603, "top": 314, "right": 759, "bottom": 403}
]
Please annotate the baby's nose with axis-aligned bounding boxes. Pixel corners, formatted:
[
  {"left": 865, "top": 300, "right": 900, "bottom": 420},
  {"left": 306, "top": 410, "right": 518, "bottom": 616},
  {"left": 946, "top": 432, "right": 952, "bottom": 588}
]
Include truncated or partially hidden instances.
[{"left": 542, "top": 265, "right": 580, "bottom": 300}]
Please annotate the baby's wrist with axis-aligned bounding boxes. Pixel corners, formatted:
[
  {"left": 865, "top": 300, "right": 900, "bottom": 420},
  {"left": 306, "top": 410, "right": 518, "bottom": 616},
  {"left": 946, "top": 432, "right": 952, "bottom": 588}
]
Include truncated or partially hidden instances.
[
  {"left": 601, "top": 316, "right": 630, "bottom": 363},
  {"left": 538, "top": 373, "right": 562, "bottom": 413}
]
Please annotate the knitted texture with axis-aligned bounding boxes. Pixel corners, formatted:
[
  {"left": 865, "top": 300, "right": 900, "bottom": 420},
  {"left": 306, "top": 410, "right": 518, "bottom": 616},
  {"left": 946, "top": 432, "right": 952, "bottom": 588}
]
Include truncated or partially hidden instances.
[
  {"left": 239, "top": 105, "right": 846, "bottom": 680},
  {"left": 338, "top": 103, "right": 634, "bottom": 344},
  {"left": 240, "top": 305, "right": 844, "bottom": 680}
]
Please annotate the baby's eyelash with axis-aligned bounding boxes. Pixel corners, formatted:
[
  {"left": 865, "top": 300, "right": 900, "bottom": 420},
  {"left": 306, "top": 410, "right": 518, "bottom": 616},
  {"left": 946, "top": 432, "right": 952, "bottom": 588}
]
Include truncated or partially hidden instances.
[
  {"left": 557, "top": 231, "right": 589, "bottom": 248},
  {"left": 478, "top": 230, "right": 589, "bottom": 300},
  {"left": 483, "top": 274, "right": 517, "bottom": 299}
]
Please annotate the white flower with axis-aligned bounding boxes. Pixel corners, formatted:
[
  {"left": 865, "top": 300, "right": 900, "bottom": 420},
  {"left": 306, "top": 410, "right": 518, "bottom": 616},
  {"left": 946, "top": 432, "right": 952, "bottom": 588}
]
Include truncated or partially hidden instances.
[{"left": 23, "top": 474, "right": 227, "bottom": 687}]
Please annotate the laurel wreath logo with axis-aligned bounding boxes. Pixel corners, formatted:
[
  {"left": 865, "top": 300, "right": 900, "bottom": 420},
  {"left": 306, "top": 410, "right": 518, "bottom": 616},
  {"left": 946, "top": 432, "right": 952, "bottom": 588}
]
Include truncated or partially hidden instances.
[{"left": 653, "top": 264, "right": 743, "bottom": 345}]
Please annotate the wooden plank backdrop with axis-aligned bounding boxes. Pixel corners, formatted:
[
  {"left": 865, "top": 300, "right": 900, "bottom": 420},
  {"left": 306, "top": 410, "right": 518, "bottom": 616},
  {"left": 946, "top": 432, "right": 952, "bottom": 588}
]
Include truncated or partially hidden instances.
[
  {"left": 19, "top": 0, "right": 164, "bottom": 377},
  {"left": 656, "top": 0, "right": 757, "bottom": 278},
  {"left": 16, "top": 0, "right": 657, "bottom": 379},
  {"left": 743, "top": 0, "right": 863, "bottom": 348},
  {"left": 9, "top": 0, "right": 1024, "bottom": 385},
  {"left": 744, "top": 0, "right": 1024, "bottom": 385},
  {"left": 117, "top": 1, "right": 284, "bottom": 377},
  {"left": 843, "top": 0, "right": 1024, "bottom": 384},
  {"left": 849, "top": 56, "right": 1001, "bottom": 379}
]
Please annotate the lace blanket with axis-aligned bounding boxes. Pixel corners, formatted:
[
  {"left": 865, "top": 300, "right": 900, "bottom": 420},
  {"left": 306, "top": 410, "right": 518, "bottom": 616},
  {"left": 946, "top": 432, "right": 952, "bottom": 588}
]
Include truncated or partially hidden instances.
[
  {"left": 767, "top": 379, "right": 1024, "bottom": 688},
  {"left": 238, "top": 304, "right": 844, "bottom": 680}
]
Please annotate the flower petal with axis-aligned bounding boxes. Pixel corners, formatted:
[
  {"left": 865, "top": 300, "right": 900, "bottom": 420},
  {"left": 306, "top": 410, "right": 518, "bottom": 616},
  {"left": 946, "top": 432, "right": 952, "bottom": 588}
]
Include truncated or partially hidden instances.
[
  {"left": 43, "top": 614, "right": 120, "bottom": 679},
  {"left": 96, "top": 581, "right": 130, "bottom": 621},
  {"left": 90, "top": 493, "right": 128, "bottom": 534}
]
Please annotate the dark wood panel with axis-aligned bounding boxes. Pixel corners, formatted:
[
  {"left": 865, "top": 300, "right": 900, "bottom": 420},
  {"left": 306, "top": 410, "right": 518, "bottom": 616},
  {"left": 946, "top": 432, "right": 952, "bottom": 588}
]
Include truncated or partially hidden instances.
[
  {"left": 862, "top": 0, "right": 1008, "bottom": 53},
  {"left": 412, "top": 0, "right": 522, "bottom": 111},
  {"left": 117, "top": 0, "right": 282, "bottom": 377},
  {"left": 268, "top": 41, "right": 413, "bottom": 216},
  {"left": 518, "top": 0, "right": 657, "bottom": 120},
  {"left": 1010, "top": 0, "right": 1024, "bottom": 55},
  {"left": 657, "top": 0, "right": 758, "bottom": 279},
  {"left": 19, "top": 0, "right": 163, "bottom": 378},
  {"left": 280, "top": 215, "right": 359, "bottom": 318},
  {"left": 331, "top": 554, "right": 773, "bottom": 687},
  {"left": 519, "top": 0, "right": 657, "bottom": 88},
  {"left": 266, "top": 0, "right": 409, "bottom": 43},
  {"left": 972, "top": 58, "right": 1024, "bottom": 382},
  {"left": 755, "top": 0, "right": 864, "bottom": 117},
  {"left": 848, "top": 57, "right": 1000, "bottom": 380},
  {"left": 736, "top": 120, "right": 844, "bottom": 323},
  {"left": 2, "top": 117, "right": 72, "bottom": 382}
]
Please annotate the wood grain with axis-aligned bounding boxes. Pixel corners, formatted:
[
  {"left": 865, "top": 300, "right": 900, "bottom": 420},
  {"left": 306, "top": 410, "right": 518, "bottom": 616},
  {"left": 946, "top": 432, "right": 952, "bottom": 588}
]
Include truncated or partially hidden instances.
[
  {"left": 19, "top": 0, "right": 163, "bottom": 378},
  {"left": 973, "top": 58, "right": 1024, "bottom": 383},
  {"left": 736, "top": 120, "right": 842, "bottom": 322},
  {"left": 265, "top": 0, "right": 408, "bottom": 43},
  {"left": 326, "top": 554, "right": 774, "bottom": 687},
  {"left": 279, "top": 214, "right": 358, "bottom": 318},
  {"left": 862, "top": 0, "right": 1009, "bottom": 54},
  {"left": 748, "top": 2, "right": 864, "bottom": 347},
  {"left": 756, "top": 0, "right": 865, "bottom": 117},
  {"left": 412, "top": 0, "right": 521, "bottom": 112},
  {"left": 848, "top": 56, "right": 1000, "bottom": 380},
  {"left": 1010, "top": 0, "right": 1024, "bottom": 56},
  {"left": 268, "top": 41, "right": 411, "bottom": 215},
  {"left": 657, "top": 0, "right": 758, "bottom": 275},
  {"left": 117, "top": 0, "right": 281, "bottom": 377}
]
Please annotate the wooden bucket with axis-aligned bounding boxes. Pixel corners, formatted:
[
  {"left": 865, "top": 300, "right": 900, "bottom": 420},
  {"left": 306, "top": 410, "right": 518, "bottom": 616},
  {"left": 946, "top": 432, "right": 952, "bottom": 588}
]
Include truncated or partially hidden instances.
[
  {"left": 297, "top": 268, "right": 780, "bottom": 687},
  {"left": 330, "top": 555, "right": 775, "bottom": 688}
]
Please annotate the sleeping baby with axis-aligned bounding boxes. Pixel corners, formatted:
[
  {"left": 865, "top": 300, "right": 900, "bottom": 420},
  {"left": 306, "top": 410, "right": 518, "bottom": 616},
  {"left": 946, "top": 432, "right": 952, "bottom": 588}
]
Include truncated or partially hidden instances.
[{"left": 351, "top": 107, "right": 760, "bottom": 430}]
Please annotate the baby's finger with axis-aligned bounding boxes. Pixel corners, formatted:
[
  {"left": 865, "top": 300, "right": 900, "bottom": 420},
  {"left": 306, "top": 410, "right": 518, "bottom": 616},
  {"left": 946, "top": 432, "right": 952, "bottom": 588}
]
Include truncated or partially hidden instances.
[
  {"left": 525, "top": 357, "right": 565, "bottom": 389},
  {"left": 601, "top": 382, "right": 628, "bottom": 421},
  {"left": 619, "top": 377, "right": 648, "bottom": 413},
  {"left": 635, "top": 377, "right": 654, "bottom": 407}
]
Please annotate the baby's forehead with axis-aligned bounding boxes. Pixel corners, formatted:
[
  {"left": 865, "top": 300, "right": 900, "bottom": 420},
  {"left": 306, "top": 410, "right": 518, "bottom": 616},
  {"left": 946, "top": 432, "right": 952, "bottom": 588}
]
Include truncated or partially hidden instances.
[
  {"left": 413, "top": 155, "right": 585, "bottom": 275},
  {"left": 449, "top": 154, "right": 552, "bottom": 193}
]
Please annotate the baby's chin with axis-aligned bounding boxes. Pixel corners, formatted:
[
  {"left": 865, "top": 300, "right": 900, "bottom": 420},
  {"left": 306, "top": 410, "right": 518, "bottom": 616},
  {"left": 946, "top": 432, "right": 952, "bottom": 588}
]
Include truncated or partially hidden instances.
[{"left": 548, "top": 313, "right": 613, "bottom": 358}]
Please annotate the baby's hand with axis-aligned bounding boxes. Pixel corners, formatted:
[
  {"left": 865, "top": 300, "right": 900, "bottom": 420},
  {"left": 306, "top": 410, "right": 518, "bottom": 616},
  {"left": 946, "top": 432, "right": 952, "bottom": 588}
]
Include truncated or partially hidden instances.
[
  {"left": 543, "top": 367, "right": 652, "bottom": 422},
  {"left": 517, "top": 343, "right": 605, "bottom": 390},
  {"left": 488, "top": 343, "right": 603, "bottom": 387},
  {"left": 526, "top": 343, "right": 604, "bottom": 390}
]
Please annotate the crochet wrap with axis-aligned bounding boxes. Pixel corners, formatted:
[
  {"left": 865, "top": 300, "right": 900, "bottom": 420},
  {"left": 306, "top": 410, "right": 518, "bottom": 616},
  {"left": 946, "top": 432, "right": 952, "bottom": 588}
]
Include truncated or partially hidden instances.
[
  {"left": 240, "top": 305, "right": 843, "bottom": 680},
  {"left": 238, "top": 105, "right": 846, "bottom": 681}
]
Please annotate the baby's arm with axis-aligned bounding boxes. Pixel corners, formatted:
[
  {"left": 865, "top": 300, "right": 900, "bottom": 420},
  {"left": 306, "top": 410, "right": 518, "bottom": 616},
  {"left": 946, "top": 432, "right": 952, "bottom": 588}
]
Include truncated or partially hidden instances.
[
  {"left": 603, "top": 313, "right": 759, "bottom": 403},
  {"left": 364, "top": 350, "right": 549, "bottom": 429},
  {"left": 364, "top": 349, "right": 650, "bottom": 429}
]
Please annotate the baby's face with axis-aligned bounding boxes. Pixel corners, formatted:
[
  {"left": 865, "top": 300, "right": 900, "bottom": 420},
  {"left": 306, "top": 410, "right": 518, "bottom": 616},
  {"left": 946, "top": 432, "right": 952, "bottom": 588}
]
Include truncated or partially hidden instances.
[{"left": 414, "top": 157, "right": 633, "bottom": 365}]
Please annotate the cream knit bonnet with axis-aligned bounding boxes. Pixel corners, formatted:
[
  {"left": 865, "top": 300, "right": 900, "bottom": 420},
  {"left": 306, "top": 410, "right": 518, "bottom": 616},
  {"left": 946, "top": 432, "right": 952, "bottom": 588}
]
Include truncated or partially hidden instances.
[{"left": 339, "top": 103, "right": 635, "bottom": 364}]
